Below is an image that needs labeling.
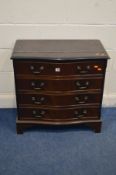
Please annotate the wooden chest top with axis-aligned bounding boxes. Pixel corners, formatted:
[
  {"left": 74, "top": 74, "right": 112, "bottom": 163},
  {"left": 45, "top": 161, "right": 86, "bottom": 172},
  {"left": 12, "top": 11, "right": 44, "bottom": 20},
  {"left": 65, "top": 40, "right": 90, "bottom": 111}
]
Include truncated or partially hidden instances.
[{"left": 11, "top": 40, "right": 109, "bottom": 61}]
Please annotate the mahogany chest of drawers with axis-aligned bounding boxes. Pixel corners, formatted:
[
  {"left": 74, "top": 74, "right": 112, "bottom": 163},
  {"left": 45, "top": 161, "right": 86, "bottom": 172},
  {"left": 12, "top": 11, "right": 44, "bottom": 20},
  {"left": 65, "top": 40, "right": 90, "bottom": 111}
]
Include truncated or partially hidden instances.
[{"left": 11, "top": 40, "right": 110, "bottom": 134}]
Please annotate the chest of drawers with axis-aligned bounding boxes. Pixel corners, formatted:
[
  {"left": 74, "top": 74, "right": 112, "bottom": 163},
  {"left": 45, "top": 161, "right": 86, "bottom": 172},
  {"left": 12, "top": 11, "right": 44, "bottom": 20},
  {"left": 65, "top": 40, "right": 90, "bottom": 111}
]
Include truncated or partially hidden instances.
[{"left": 11, "top": 40, "right": 110, "bottom": 134}]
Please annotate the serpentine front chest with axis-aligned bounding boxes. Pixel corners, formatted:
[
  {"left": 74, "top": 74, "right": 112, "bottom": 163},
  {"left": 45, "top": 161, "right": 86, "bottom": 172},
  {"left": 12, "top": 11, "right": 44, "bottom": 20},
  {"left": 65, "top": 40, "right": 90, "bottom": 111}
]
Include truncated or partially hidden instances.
[{"left": 11, "top": 40, "right": 110, "bottom": 134}]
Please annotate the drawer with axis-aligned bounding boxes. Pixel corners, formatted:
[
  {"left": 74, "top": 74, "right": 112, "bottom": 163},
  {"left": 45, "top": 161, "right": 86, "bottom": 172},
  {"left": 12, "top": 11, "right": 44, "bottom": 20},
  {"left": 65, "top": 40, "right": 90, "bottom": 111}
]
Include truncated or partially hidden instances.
[
  {"left": 17, "top": 93, "right": 101, "bottom": 106},
  {"left": 18, "top": 106, "right": 100, "bottom": 120},
  {"left": 16, "top": 77, "right": 103, "bottom": 92},
  {"left": 14, "top": 60, "right": 106, "bottom": 76}
]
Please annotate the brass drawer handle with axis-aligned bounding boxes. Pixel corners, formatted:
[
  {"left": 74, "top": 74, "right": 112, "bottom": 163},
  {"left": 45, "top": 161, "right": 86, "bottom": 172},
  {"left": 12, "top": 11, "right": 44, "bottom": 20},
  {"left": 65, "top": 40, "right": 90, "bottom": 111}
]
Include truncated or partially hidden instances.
[
  {"left": 32, "top": 110, "right": 46, "bottom": 118},
  {"left": 75, "top": 96, "right": 88, "bottom": 104},
  {"left": 74, "top": 109, "right": 87, "bottom": 118},
  {"left": 32, "top": 96, "right": 45, "bottom": 104},
  {"left": 76, "top": 81, "right": 90, "bottom": 89},
  {"left": 33, "top": 87, "right": 42, "bottom": 90},
  {"left": 34, "top": 115, "right": 42, "bottom": 118},
  {"left": 33, "top": 71, "right": 41, "bottom": 74},
  {"left": 30, "top": 65, "right": 44, "bottom": 74},
  {"left": 77, "top": 65, "right": 91, "bottom": 74},
  {"left": 79, "top": 71, "right": 88, "bottom": 74},
  {"left": 31, "top": 81, "right": 45, "bottom": 90}
]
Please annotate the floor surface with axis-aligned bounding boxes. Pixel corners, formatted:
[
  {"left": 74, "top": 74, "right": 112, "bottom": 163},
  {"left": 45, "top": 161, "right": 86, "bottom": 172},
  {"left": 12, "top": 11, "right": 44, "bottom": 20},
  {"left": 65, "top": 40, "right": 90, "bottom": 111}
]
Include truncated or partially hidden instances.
[{"left": 0, "top": 108, "right": 116, "bottom": 175}]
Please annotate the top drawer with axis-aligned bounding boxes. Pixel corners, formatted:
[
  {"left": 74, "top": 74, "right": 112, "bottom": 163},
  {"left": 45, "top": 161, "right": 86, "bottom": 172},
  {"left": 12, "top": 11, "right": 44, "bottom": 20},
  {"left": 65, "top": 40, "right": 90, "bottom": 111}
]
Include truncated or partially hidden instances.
[{"left": 13, "top": 60, "right": 106, "bottom": 76}]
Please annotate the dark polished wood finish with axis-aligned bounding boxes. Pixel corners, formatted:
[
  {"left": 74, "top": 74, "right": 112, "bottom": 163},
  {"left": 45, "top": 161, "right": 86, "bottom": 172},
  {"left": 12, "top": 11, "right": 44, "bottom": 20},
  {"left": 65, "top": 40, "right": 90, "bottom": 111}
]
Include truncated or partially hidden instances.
[
  {"left": 17, "top": 92, "right": 101, "bottom": 106},
  {"left": 18, "top": 106, "right": 100, "bottom": 120},
  {"left": 16, "top": 77, "right": 104, "bottom": 92},
  {"left": 11, "top": 40, "right": 110, "bottom": 134},
  {"left": 14, "top": 60, "right": 106, "bottom": 75}
]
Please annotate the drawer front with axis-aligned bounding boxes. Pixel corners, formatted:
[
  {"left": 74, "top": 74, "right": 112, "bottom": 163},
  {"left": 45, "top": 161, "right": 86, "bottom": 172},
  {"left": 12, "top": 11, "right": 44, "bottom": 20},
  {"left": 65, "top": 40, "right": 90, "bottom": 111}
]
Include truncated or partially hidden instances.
[
  {"left": 18, "top": 107, "right": 100, "bottom": 120},
  {"left": 17, "top": 93, "right": 101, "bottom": 106},
  {"left": 14, "top": 60, "right": 106, "bottom": 76},
  {"left": 16, "top": 77, "right": 103, "bottom": 92}
]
